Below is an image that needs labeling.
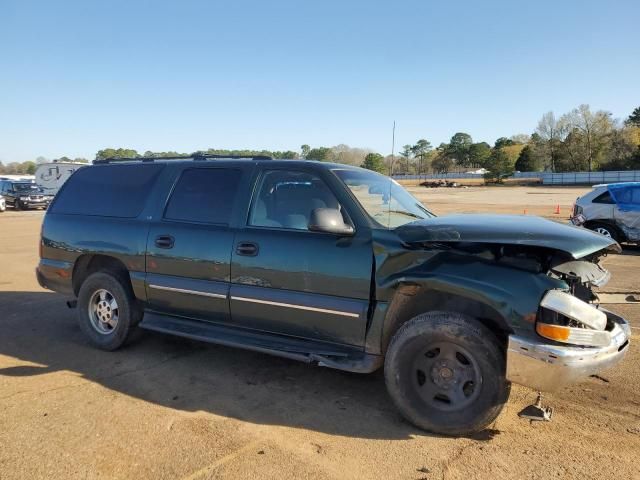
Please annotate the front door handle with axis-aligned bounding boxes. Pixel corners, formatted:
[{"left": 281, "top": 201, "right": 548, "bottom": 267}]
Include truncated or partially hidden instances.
[
  {"left": 155, "top": 235, "right": 175, "bottom": 249},
  {"left": 236, "top": 241, "right": 259, "bottom": 256}
]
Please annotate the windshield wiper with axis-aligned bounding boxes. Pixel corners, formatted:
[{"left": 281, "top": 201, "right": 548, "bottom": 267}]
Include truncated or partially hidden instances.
[{"left": 387, "top": 209, "right": 423, "bottom": 219}]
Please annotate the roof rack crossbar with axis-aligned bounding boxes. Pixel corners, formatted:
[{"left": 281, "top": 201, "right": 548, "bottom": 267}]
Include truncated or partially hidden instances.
[{"left": 93, "top": 154, "right": 273, "bottom": 164}]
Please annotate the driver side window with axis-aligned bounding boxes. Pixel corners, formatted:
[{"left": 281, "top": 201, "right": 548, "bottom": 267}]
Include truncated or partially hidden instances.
[{"left": 249, "top": 170, "right": 346, "bottom": 231}]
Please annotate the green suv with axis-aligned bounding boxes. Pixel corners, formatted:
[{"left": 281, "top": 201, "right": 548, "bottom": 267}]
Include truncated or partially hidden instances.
[{"left": 36, "top": 155, "right": 630, "bottom": 435}]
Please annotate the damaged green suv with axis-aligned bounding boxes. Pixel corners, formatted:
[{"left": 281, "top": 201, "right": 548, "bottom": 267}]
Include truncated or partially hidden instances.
[{"left": 37, "top": 155, "right": 630, "bottom": 435}]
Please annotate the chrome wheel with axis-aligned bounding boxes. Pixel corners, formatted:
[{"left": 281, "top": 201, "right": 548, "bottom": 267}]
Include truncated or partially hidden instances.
[
  {"left": 88, "top": 289, "right": 119, "bottom": 335},
  {"left": 594, "top": 227, "right": 612, "bottom": 238},
  {"left": 412, "top": 342, "right": 482, "bottom": 412}
]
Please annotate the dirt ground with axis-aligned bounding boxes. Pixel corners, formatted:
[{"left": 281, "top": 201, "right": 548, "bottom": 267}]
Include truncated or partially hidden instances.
[
  {"left": 407, "top": 185, "right": 590, "bottom": 219},
  {"left": 1, "top": 186, "right": 639, "bottom": 480}
]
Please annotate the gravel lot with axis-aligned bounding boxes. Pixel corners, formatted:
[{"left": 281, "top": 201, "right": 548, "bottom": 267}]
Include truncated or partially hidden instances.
[{"left": 1, "top": 187, "right": 639, "bottom": 480}]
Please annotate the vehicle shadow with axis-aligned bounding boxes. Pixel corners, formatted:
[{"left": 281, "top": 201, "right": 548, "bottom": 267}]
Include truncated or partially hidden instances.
[
  {"left": 0, "top": 291, "right": 498, "bottom": 441},
  {"left": 620, "top": 243, "right": 640, "bottom": 255}
]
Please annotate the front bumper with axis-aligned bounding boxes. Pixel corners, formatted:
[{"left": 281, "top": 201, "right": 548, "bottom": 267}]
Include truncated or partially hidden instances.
[
  {"left": 20, "top": 201, "right": 50, "bottom": 209},
  {"left": 506, "top": 309, "right": 630, "bottom": 392}
]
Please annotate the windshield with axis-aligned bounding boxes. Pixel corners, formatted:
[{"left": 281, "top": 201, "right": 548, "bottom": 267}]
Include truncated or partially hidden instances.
[{"left": 333, "top": 169, "right": 435, "bottom": 228}]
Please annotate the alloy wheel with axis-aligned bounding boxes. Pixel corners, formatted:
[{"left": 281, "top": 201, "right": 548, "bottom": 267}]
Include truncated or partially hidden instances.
[{"left": 88, "top": 289, "right": 119, "bottom": 335}]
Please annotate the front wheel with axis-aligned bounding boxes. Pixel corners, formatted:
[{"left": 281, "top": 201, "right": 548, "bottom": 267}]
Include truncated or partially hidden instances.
[
  {"left": 384, "top": 312, "right": 510, "bottom": 435},
  {"left": 76, "top": 271, "right": 142, "bottom": 351}
]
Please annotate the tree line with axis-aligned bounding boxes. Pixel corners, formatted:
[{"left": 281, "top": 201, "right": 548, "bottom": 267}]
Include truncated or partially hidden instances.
[
  {"left": 387, "top": 105, "right": 640, "bottom": 180},
  {"left": 3, "top": 105, "right": 639, "bottom": 177}
]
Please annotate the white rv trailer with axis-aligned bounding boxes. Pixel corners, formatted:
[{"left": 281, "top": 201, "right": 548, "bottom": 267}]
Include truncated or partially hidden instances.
[{"left": 35, "top": 162, "right": 87, "bottom": 196}]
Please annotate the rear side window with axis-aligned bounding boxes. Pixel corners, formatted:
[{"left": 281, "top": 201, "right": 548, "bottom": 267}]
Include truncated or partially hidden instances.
[
  {"left": 50, "top": 164, "right": 163, "bottom": 217},
  {"left": 164, "top": 168, "right": 242, "bottom": 224},
  {"left": 593, "top": 191, "right": 614, "bottom": 204}
]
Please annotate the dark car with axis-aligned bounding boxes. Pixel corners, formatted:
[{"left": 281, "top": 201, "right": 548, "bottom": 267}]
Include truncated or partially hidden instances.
[
  {"left": 0, "top": 180, "right": 53, "bottom": 210},
  {"left": 36, "top": 155, "right": 630, "bottom": 435}
]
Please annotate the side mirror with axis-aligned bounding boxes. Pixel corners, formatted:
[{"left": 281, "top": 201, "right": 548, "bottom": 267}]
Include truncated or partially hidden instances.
[{"left": 308, "top": 208, "right": 354, "bottom": 236}]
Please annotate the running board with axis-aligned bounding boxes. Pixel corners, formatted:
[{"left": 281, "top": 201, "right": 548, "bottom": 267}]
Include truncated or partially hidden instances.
[{"left": 139, "top": 312, "right": 382, "bottom": 373}]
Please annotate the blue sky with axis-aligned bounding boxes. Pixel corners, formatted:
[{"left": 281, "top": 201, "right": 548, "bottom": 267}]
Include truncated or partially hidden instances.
[{"left": 1, "top": 0, "right": 638, "bottom": 162}]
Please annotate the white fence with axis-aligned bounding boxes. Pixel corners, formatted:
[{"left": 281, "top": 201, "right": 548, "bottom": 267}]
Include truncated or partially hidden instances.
[
  {"left": 515, "top": 170, "right": 640, "bottom": 185},
  {"left": 393, "top": 170, "right": 640, "bottom": 185}
]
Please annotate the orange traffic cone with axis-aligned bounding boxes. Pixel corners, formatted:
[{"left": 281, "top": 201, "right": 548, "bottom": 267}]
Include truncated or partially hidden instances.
[{"left": 554, "top": 204, "right": 560, "bottom": 215}]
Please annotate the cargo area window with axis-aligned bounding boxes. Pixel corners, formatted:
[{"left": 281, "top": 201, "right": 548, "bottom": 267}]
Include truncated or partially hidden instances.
[
  {"left": 50, "top": 163, "right": 163, "bottom": 218},
  {"left": 593, "top": 191, "right": 615, "bottom": 204},
  {"left": 164, "top": 168, "right": 242, "bottom": 225}
]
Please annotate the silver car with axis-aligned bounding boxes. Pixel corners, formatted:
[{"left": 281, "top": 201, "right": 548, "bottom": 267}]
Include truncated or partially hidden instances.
[
  {"left": 0, "top": 194, "right": 5, "bottom": 213},
  {"left": 571, "top": 182, "right": 640, "bottom": 244}
]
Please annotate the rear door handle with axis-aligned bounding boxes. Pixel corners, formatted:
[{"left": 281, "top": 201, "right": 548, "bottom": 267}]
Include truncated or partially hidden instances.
[
  {"left": 236, "top": 241, "right": 259, "bottom": 256},
  {"left": 155, "top": 235, "right": 175, "bottom": 249}
]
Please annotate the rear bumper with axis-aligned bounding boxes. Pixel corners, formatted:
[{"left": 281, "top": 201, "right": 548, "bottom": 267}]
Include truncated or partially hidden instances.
[
  {"left": 36, "top": 259, "right": 74, "bottom": 295},
  {"left": 506, "top": 309, "right": 630, "bottom": 392}
]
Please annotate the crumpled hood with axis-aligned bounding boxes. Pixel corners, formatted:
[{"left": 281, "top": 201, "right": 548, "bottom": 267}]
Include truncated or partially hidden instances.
[{"left": 396, "top": 214, "right": 620, "bottom": 259}]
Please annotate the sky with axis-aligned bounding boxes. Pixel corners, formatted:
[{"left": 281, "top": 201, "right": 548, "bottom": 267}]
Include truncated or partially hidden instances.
[{"left": 1, "top": 0, "right": 639, "bottom": 163}]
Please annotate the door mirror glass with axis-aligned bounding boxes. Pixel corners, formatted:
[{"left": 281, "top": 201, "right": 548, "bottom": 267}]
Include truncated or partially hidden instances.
[{"left": 308, "top": 208, "right": 354, "bottom": 235}]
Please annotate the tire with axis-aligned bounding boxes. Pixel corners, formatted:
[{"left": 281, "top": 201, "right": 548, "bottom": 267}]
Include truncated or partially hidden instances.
[
  {"left": 76, "top": 271, "right": 142, "bottom": 351},
  {"left": 589, "top": 223, "right": 619, "bottom": 242},
  {"left": 384, "top": 312, "right": 510, "bottom": 436}
]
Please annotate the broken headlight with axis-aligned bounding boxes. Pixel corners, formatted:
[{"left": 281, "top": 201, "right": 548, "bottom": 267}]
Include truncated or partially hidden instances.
[{"left": 536, "top": 290, "right": 611, "bottom": 347}]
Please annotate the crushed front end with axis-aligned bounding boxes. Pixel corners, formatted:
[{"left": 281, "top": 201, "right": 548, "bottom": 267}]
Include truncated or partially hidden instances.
[{"left": 506, "top": 249, "right": 631, "bottom": 391}]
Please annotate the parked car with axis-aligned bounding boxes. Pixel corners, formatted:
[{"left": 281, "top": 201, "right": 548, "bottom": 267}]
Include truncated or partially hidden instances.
[
  {"left": 36, "top": 155, "right": 630, "bottom": 435},
  {"left": 0, "top": 194, "right": 5, "bottom": 212},
  {"left": 571, "top": 182, "right": 640, "bottom": 244},
  {"left": 0, "top": 180, "right": 53, "bottom": 210}
]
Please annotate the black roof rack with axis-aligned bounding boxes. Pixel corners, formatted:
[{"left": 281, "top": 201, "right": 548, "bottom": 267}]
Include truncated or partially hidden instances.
[{"left": 93, "top": 154, "right": 273, "bottom": 165}]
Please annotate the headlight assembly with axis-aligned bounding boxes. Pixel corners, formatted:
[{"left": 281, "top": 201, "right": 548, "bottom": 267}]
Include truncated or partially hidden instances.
[{"left": 536, "top": 290, "right": 610, "bottom": 347}]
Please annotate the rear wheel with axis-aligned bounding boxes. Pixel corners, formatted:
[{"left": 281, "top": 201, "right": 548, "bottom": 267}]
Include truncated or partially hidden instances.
[
  {"left": 77, "top": 271, "right": 142, "bottom": 350},
  {"left": 589, "top": 223, "right": 619, "bottom": 242},
  {"left": 384, "top": 312, "right": 509, "bottom": 435}
]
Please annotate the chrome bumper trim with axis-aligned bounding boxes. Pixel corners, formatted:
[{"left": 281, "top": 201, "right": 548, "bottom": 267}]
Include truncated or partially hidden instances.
[
  {"left": 506, "top": 312, "right": 630, "bottom": 392},
  {"left": 229, "top": 296, "right": 361, "bottom": 318}
]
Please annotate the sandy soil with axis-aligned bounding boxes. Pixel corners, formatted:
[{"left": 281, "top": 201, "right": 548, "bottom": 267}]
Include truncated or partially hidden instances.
[
  {"left": 0, "top": 190, "right": 638, "bottom": 480},
  {"left": 408, "top": 185, "right": 591, "bottom": 219}
]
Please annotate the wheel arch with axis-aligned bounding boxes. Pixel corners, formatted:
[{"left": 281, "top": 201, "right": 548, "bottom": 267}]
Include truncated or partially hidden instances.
[
  {"left": 379, "top": 283, "right": 513, "bottom": 355},
  {"left": 72, "top": 254, "right": 132, "bottom": 296},
  {"left": 584, "top": 220, "right": 625, "bottom": 241}
]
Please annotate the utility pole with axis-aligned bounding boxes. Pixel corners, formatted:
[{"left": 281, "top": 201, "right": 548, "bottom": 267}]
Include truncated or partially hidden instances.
[{"left": 389, "top": 121, "right": 396, "bottom": 176}]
